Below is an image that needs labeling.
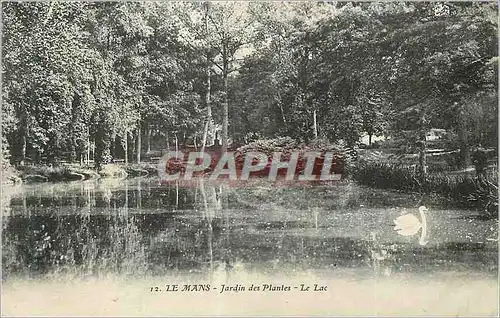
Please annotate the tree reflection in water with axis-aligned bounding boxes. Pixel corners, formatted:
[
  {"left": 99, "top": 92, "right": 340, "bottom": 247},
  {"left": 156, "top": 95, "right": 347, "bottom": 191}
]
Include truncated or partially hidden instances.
[{"left": 1, "top": 178, "right": 498, "bottom": 282}]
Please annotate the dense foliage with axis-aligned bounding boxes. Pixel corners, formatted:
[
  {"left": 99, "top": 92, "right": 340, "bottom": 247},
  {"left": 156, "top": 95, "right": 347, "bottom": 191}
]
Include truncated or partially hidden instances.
[{"left": 2, "top": 2, "right": 497, "bottom": 171}]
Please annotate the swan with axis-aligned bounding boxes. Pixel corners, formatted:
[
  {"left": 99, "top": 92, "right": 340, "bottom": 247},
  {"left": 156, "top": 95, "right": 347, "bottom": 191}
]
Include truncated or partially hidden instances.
[{"left": 393, "top": 206, "right": 428, "bottom": 246}]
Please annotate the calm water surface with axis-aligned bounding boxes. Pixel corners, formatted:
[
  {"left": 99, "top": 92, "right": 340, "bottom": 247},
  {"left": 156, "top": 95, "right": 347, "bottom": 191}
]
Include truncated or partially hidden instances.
[{"left": 2, "top": 177, "right": 498, "bottom": 316}]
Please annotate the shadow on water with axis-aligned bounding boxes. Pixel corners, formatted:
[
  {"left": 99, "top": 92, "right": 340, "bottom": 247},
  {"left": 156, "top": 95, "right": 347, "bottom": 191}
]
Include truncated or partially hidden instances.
[{"left": 2, "top": 178, "right": 498, "bottom": 281}]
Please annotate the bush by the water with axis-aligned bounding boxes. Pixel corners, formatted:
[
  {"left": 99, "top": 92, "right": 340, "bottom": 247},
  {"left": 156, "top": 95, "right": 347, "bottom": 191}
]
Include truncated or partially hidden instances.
[
  {"left": 1, "top": 158, "right": 21, "bottom": 184},
  {"left": 236, "top": 137, "right": 357, "bottom": 178},
  {"left": 18, "top": 165, "right": 100, "bottom": 182},
  {"left": 161, "top": 137, "right": 357, "bottom": 179},
  {"left": 353, "top": 160, "right": 498, "bottom": 218}
]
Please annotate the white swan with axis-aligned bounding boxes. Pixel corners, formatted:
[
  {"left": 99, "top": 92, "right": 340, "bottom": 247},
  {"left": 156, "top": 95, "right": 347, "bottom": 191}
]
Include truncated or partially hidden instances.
[{"left": 393, "top": 206, "right": 428, "bottom": 246}]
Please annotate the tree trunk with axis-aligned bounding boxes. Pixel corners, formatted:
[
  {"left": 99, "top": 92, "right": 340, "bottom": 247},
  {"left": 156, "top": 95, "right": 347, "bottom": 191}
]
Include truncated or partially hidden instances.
[
  {"left": 418, "top": 112, "right": 428, "bottom": 182},
  {"left": 136, "top": 124, "right": 141, "bottom": 163},
  {"left": 368, "top": 134, "right": 372, "bottom": 146},
  {"left": 313, "top": 109, "right": 318, "bottom": 139},
  {"left": 110, "top": 133, "right": 116, "bottom": 161},
  {"left": 417, "top": 128, "right": 427, "bottom": 182},
  {"left": 218, "top": 35, "right": 230, "bottom": 153},
  {"left": 175, "top": 133, "right": 178, "bottom": 156},
  {"left": 17, "top": 108, "right": 28, "bottom": 166},
  {"left": 166, "top": 131, "right": 170, "bottom": 151},
  {"left": 20, "top": 130, "right": 26, "bottom": 166},
  {"left": 124, "top": 131, "right": 128, "bottom": 165},
  {"left": 458, "top": 107, "right": 470, "bottom": 169},
  {"left": 86, "top": 135, "right": 90, "bottom": 165},
  {"left": 418, "top": 140, "right": 427, "bottom": 181},
  {"left": 147, "top": 125, "right": 151, "bottom": 153},
  {"left": 458, "top": 131, "right": 470, "bottom": 169},
  {"left": 69, "top": 137, "right": 76, "bottom": 163},
  {"left": 276, "top": 92, "right": 288, "bottom": 131},
  {"left": 201, "top": 62, "right": 212, "bottom": 153},
  {"left": 202, "top": 0, "right": 212, "bottom": 154},
  {"left": 222, "top": 57, "right": 229, "bottom": 152}
]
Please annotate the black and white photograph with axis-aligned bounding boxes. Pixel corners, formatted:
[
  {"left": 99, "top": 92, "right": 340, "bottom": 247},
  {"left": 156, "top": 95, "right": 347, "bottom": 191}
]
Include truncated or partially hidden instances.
[{"left": 1, "top": 1, "right": 498, "bottom": 316}]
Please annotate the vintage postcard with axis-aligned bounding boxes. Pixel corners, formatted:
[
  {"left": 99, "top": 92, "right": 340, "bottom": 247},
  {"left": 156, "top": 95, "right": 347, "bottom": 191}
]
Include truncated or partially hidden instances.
[{"left": 1, "top": 1, "right": 498, "bottom": 316}]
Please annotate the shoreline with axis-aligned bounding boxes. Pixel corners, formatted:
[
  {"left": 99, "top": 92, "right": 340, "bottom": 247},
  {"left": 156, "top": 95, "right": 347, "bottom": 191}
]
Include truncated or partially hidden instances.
[
  {"left": 1, "top": 162, "right": 497, "bottom": 218},
  {"left": 1, "top": 162, "right": 159, "bottom": 186}
]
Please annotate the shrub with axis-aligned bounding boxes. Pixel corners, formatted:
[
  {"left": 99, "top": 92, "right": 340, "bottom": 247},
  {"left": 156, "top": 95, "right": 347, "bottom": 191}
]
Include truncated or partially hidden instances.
[
  {"left": 18, "top": 165, "right": 98, "bottom": 182},
  {"left": 236, "top": 137, "right": 355, "bottom": 179}
]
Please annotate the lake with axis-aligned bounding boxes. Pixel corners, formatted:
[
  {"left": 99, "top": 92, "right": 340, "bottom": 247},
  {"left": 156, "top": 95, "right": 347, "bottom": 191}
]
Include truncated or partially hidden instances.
[{"left": 1, "top": 177, "right": 498, "bottom": 316}]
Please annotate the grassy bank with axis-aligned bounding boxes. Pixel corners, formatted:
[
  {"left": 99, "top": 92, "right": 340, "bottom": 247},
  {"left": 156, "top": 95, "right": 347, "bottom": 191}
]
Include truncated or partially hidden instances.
[
  {"left": 353, "top": 160, "right": 498, "bottom": 218},
  {"left": 5, "top": 162, "right": 159, "bottom": 184},
  {"left": 18, "top": 165, "right": 101, "bottom": 182}
]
